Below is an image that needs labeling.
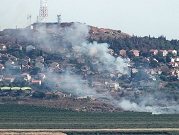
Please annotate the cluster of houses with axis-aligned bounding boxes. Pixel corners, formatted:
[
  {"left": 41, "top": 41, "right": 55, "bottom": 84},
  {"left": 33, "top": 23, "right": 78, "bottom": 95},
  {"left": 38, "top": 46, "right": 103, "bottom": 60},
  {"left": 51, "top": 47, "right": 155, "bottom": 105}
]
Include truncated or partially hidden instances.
[
  {"left": 118, "top": 49, "right": 179, "bottom": 79},
  {"left": 1, "top": 39, "right": 179, "bottom": 99},
  {"left": 119, "top": 49, "right": 177, "bottom": 57}
]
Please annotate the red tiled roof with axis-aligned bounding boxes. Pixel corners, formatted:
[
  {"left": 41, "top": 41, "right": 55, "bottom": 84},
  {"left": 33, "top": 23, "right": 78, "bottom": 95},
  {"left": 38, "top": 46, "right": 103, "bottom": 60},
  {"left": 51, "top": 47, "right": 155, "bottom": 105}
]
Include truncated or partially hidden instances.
[
  {"left": 159, "top": 50, "right": 167, "bottom": 52},
  {"left": 31, "top": 80, "right": 41, "bottom": 83},
  {"left": 149, "top": 49, "right": 158, "bottom": 52},
  {"left": 46, "top": 92, "right": 52, "bottom": 95},
  {"left": 5, "top": 78, "right": 14, "bottom": 80},
  {"left": 0, "top": 64, "right": 4, "bottom": 67},
  {"left": 168, "top": 50, "right": 175, "bottom": 52}
]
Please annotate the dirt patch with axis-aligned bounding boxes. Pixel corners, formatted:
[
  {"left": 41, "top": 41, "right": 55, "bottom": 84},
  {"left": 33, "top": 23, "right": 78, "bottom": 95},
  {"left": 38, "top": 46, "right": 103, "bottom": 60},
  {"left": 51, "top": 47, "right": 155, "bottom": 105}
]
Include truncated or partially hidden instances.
[{"left": 0, "top": 132, "right": 67, "bottom": 135}]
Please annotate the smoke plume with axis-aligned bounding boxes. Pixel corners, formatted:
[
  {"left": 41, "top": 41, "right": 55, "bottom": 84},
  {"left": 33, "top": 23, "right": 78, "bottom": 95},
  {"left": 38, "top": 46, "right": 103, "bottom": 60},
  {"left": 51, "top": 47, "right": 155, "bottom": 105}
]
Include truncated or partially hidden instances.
[{"left": 22, "top": 22, "right": 179, "bottom": 114}]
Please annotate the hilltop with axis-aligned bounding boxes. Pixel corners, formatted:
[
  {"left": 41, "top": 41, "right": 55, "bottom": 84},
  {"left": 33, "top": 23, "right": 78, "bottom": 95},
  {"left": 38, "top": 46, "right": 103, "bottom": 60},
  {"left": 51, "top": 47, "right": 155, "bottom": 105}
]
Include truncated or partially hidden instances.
[
  {"left": 88, "top": 25, "right": 131, "bottom": 40},
  {"left": 0, "top": 22, "right": 131, "bottom": 45}
]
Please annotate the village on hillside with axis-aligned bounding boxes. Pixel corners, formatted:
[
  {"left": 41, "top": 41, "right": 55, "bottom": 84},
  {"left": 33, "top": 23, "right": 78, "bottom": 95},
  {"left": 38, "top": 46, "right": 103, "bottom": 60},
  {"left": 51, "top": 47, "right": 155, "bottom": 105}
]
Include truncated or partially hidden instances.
[{"left": 0, "top": 24, "right": 179, "bottom": 111}]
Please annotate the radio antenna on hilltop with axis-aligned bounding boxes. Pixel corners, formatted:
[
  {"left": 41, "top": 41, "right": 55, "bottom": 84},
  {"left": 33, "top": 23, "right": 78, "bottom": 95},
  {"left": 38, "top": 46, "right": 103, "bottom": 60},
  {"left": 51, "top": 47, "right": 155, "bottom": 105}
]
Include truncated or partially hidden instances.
[
  {"left": 39, "top": 0, "right": 48, "bottom": 22},
  {"left": 27, "top": 14, "right": 32, "bottom": 25},
  {"left": 57, "top": 14, "right": 61, "bottom": 23}
]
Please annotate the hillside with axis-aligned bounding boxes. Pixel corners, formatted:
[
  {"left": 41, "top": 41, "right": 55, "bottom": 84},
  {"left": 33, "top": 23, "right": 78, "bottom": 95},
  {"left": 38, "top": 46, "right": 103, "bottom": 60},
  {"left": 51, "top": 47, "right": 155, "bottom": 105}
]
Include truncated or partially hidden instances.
[{"left": 0, "top": 22, "right": 179, "bottom": 113}]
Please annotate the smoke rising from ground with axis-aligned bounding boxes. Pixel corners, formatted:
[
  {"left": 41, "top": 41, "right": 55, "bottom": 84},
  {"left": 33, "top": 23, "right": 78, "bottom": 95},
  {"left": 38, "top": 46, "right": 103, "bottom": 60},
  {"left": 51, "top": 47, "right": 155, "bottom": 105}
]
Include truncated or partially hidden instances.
[
  {"left": 25, "top": 22, "right": 179, "bottom": 114},
  {"left": 60, "top": 23, "right": 130, "bottom": 74}
]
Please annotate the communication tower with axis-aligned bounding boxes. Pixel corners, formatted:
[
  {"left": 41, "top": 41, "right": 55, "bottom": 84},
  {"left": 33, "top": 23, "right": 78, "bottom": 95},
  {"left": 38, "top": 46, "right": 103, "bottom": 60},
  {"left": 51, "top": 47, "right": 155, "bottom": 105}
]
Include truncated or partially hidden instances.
[{"left": 39, "top": 0, "right": 48, "bottom": 22}]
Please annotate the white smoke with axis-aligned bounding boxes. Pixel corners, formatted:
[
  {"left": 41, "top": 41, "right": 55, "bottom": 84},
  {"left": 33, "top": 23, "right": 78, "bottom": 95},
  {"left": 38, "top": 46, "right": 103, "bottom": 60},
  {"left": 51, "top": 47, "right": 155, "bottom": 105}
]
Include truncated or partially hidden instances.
[
  {"left": 21, "top": 22, "right": 179, "bottom": 114},
  {"left": 60, "top": 23, "right": 130, "bottom": 74}
]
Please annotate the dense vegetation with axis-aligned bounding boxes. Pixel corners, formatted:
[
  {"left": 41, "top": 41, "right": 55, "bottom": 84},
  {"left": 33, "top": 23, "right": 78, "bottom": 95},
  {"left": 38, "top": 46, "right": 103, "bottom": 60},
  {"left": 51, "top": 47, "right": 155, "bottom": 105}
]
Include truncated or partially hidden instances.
[
  {"left": 96, "top": 35, "right": 179, "bottom": 53},
  {"left": 0, "top": 104, "right": 179, "bottom": 129}
]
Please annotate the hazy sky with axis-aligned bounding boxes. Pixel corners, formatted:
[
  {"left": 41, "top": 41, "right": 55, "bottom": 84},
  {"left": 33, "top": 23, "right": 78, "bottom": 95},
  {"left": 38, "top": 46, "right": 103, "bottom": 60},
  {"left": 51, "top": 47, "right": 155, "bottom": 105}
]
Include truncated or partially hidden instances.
[{"left": 0, "top": 0, "right": 179, "bottom": 40}]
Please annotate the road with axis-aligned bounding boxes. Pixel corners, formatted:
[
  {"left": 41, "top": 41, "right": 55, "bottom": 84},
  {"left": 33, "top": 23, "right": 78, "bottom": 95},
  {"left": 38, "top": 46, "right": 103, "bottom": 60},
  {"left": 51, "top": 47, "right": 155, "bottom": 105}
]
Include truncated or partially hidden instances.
[{"left": 1, "top": 128, "right": 179, "bottom": 132}]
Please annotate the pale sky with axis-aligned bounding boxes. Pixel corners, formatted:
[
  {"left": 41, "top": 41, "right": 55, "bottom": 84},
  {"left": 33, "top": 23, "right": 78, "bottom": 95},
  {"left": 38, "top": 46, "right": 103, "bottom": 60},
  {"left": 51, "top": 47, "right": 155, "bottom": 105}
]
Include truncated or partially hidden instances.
[{"left": 0, "top": 0, "right": 179, "bottom": 40}]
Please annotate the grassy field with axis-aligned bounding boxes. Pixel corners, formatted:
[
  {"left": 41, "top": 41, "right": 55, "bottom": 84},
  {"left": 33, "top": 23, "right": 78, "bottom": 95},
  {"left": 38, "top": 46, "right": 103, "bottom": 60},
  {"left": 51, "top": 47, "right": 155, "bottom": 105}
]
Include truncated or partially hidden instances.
[
  {"left": 66, "top": 131, "right": 179, "bottom": 135},
  {"left": 0, "top": 104, "right": 179, "bottom": 129}
]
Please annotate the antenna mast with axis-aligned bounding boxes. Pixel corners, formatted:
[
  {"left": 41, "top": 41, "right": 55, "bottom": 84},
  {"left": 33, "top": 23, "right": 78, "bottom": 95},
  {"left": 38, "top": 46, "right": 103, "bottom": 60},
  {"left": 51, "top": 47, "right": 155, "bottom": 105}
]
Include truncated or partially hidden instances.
[
  {"left": 27, "top": 14, "right": 32, "bottom": 25},
  {"left": 57, "top": 14, "right": 61, "bottom": 23},
  {"left": 39, "top": 0, "right": 48, "bottom": 22}
]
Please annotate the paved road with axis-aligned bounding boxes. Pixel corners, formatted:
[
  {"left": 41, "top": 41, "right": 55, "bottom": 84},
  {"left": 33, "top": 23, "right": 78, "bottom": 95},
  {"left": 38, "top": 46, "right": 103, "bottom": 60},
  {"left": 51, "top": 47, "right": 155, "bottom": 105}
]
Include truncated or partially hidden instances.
[{"left": 1, "top": 128, "right": 179, "bottom": 132}]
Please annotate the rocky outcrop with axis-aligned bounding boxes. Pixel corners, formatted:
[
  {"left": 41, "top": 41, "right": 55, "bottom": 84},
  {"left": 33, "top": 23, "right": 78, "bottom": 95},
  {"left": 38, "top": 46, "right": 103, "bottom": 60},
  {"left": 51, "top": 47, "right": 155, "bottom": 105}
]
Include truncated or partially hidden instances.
[{"left": 89, "top": 26, "right": 131, "bottom": 41}]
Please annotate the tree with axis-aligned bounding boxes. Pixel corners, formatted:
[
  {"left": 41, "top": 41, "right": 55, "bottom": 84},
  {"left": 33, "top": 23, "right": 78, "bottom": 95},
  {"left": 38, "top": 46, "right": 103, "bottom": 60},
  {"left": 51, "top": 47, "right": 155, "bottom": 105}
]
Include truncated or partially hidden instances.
[
  {"left": 140, "top": 51, "right": 149, "bottom": 57},
  {"left": 149, "top": 60, "right": 159, "bottom": 68},
  {"left": 166, "top": 56, "right": 171, "bottom": 63},
  {"left": 30, "top": 67, "right": 40, "bottom": 75},
  {"left": 32, "top": 91, "right": 46, "bottom": 98},
  {"left": 28, "top": 49, "right": 39, "bottom": 59},
  {"left": 15, "top": 38, "right": 18, "bottom": 44},
  {"left": 10, "top": 51, "right": 19, "bottom": 58},
  {"left": 126, "top": 51, "right": 135, "bottom": 59},
  {"left": 39, "top": 49, "right": 43, "bottom": 56},
  {"left": 132, "top": 69, "right": 149, "bottom": 81}
]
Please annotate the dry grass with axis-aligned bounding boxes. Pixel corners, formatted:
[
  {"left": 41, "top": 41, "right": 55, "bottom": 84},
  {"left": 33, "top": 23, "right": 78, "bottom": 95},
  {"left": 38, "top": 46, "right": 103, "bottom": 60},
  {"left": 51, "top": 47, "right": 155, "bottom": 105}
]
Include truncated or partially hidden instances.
[{"left": 0, "top": 132, "right": 66, "bottom": 135}]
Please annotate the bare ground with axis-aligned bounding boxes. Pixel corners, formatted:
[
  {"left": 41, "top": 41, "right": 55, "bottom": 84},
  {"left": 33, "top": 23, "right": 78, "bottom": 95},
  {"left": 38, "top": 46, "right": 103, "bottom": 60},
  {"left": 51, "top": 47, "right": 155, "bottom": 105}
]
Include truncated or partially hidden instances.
[
  {"left": 0, "top": 132, "right": 67, "bottom": 135},
  {"left": 1, "top": 128, "right": 179, "bottom": 134}
]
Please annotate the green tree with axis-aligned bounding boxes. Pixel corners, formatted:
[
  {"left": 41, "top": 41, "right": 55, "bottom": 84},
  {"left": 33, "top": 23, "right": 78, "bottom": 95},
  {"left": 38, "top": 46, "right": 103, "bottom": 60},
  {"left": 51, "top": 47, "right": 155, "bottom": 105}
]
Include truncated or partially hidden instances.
[
  {"left": 166, "top": 56, "right": 171, "bottom": 63},
  {"left": 28, "top": 49, "right": 39, "bottom": 59},
  {"left": 30, "top": 67, "right": 40, "bottom": 75},
  {"left": 149, "top": 60, "right": 159, "bottom": 68},
  {"left": 126, "top": 51, "right": 135, "bottom": 59},
  {"left": 11, "top": 51, "right": 20, "bottom": 58},
  {"left": 32, "top": 91, "right": 46, "bottom": 98}
]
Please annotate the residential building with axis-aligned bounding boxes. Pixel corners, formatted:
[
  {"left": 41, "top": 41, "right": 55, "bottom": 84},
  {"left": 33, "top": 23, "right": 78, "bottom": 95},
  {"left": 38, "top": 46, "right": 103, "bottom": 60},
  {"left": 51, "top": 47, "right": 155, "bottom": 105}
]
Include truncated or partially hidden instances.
[
  {"left": 23, "top": 56, "right": 31, "bottom": 62},
  {"left": 169, "top": 62, "right": 179, "bottom": 68},
  {"left": 26, "top": 45, "right": 35, "bottom": 52},
  {"left": 35, "top": 56, "right": 44, "bottom": 63},
  {"left": 31, "top": 80, "right": 42, "bottom": 85},
  {"left": 107, "top": 82, "right": 119, "bottom": 90},
  {"left": 75, "top": 53, "right": 82, "bottom": 58},
  {"left": 77, "top": 58, "right": 85, "bottom": 64},
  {"left": 21, "top": 65, "right": 33, "bottom": 71},
  {"left": 11, "top": 44, "right": 22, "bottom": 50},
  {"left": 109, "top": 49, "right": 114, "bottom": 55},
  {"left": 168, "top": 50, "right": 177, "bottom": 56},
  {"left": 119, "top": 50, "right": 127, "bottom": 57},
  {"left": 0, "top": 44, "right": 6, "bottom": 51},
  {"left": 149, "top": 49, "right": 158, "bottom": 55},
  {"left": 0, "top": 75, "right": 4, "bottom": 81},
  {"left": 129, "top": 49, "right": 140, "bottom": 57},
  {"left": 21, "top": 73, "right": 31, "bottom": 81},
  {"left": 159, "top": 50, "right": 168, "bottom": 56},
  {"left": 0, "top": 64, "right": 4, "bottom": 70},
  {"left": 175, "top": 57, "right": 179, "bottom": 62},
  {"left": 37, "top": 73, "right": 46, "bottom": 80},
  {"left": 4, "top": 77, "right": 15, "bottom": 83},
  {"left": 92, "top": 82, "right": 102, "bottom": 88},
  {"left": 35, "top": 62, "right": 44, "bottom": 70},
  {"left": 50, "top": 62, "right": 60, "bottom": 68}
]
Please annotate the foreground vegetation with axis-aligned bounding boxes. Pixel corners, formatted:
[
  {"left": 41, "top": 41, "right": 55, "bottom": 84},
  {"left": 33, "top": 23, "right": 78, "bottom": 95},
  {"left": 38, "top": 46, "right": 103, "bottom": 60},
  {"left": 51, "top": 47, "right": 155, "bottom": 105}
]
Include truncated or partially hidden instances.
[
  {"left": 0, "top": 104, "right": 179, "bottom": 129},
  {"left": 66, "top": 131, "right": 179, "bottom": 135}
]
